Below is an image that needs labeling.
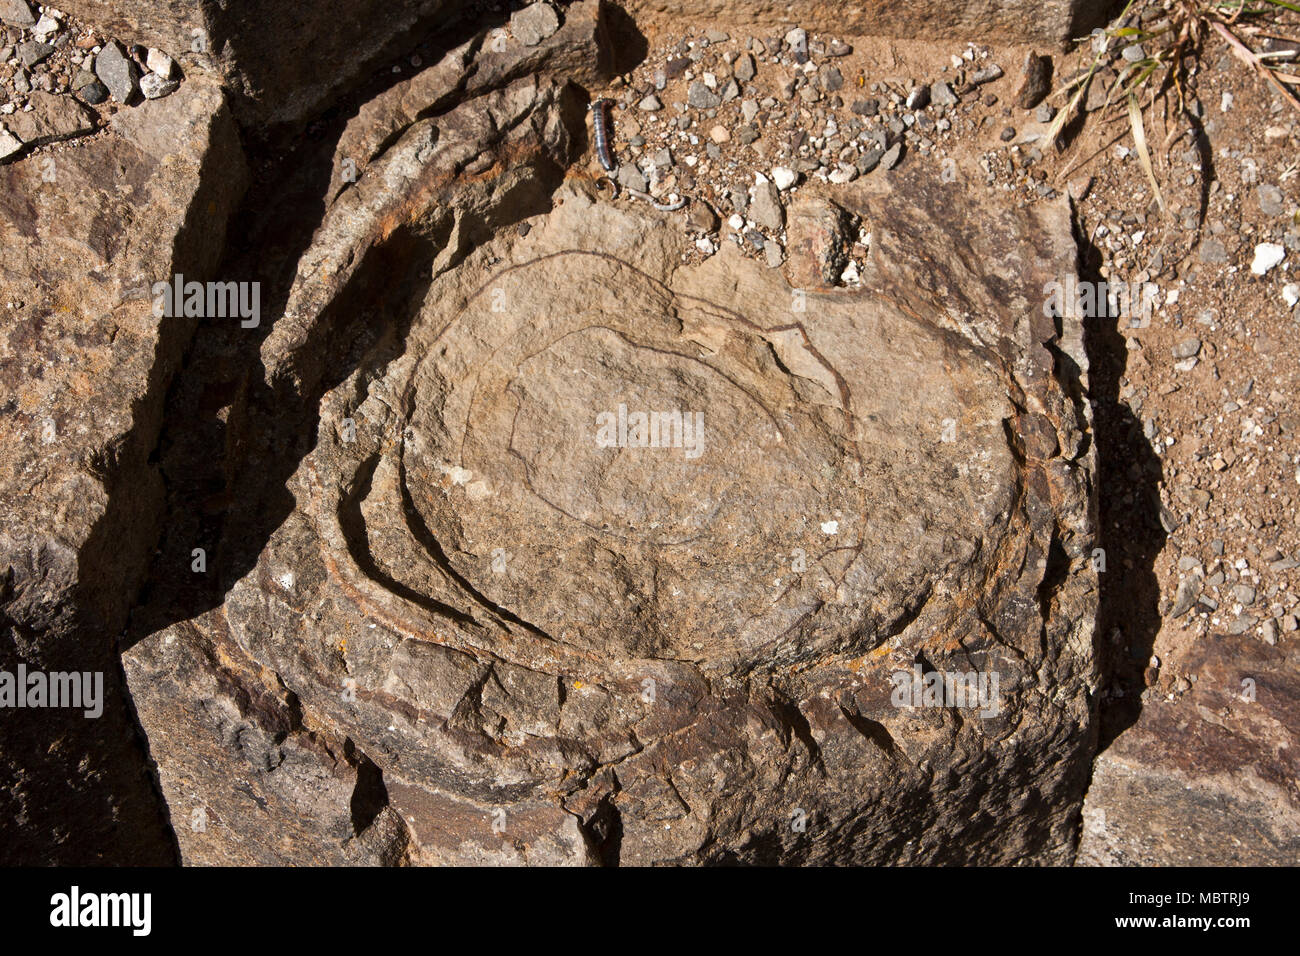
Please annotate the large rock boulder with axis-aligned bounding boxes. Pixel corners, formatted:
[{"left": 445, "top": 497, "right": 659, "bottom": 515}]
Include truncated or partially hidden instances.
[
  {"left": 0, "top": 76, "right": 247, "bottom": 863},
  {"left": 2, "top": 1, "right": 1108, "bottom": 866},
  {"left": 121, "top": 51, "right": 1099, "bottom": 861},
  {"left": 1078, "top": 633, "right": 1300, "bottom": 865}
]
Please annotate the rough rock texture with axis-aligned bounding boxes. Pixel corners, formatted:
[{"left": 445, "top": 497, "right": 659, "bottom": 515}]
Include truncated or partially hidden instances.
[
  {"left": 2, "top": 2, "right": 1114, "bottom": 866},
  {"left": 56, "top": 0, "right": 461, "bottom": 127},
  {"left": 0, "top": 76, "right": 247, "bottom": 863},
  {"left": 119, "top": 24, "right": 1099, "bottom": 859},
  {"left": 782, "top": 197, "right": 853, "bottom": 288},
  {"left": 329, "top": 0, "right": 610, "bottom": 203},
  {"left": 1078, "top": 634, "right": 1299, "bottom": 865},
  {"left": 621, "top": 0, "right": 1108, "bottom": 47},
  {"left": 2, "top": 91, "right": 97, "bottom": 152}
]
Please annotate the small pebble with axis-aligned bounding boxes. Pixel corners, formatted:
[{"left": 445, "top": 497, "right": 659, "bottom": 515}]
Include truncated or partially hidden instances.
[{"left": 1251, "top": 243, "right": 1285, "bottom": 275}]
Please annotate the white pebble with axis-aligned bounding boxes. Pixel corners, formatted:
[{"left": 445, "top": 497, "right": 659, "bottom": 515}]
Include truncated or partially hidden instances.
[
  {"left": 33, "top": 14, "right": 60, "bottom": 38},
  {"left": 771, "top": 166, "right": 797, "bottom": 190},
  {"left": 1251, "top": 242, "right": 1285, "bottom": 275},
  {"left": 146, "top": 48, "right": 175, "bottom": 79}
]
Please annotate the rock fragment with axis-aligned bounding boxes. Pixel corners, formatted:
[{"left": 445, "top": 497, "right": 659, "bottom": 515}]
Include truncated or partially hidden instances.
[
  {"left": 616, "top": 163, "right": 647, "bottom": 192},
  {"left": 784, "top": 197, "right": 852, "bottom": 286},
  {"left": 1169, "top": 574, "right": 1203, "bottom": 617},
  {"left": 95, "top": 40, "right": 138, "bottom": 104},
  {"left": 771, "top": 165, "right": 797, "bottom": 190},
  {"left": 1199, "top": 238, "right": 1229, "bottom": 264},
  {"left": 734, "top": 53, "right": 755, "bottom": 83},
  {"left": 17, "top": 40, "right": 53, "bottom": 67},
  {"left": 32, "top": 11, "right": 58, "bottom": 38},
  {"left": 140, "top": 73, "right": 181, "bottom": 99},
  {"left": 1014, "top": 52, "right": 1051, "bottom": 109},
  {"left": 0, "top": 124, "right": 22, "bottom": 161},
  {"left": 80, "top": 81, "right": 109, "bottom": 105},
  {"left": 784, "top": 27, "right": 808, "bottom": 62},
  {"left": 688, "top": 80, "right": 720, "bottom": 109},
  {"left": 686, "top": 198, "right": 719, "bottom": 233},
  {"left": 146, "top": 48, "right": 176, "bottom": 79},
  {"left": 1257, "top": 184, "right": 1286, "bottom": 217},
  {"left": 0, "top": 0, "right": 36, "bottom": 28},
  {"left": 857, "top": 146, "right": 884, "bottom": 174},
  {"left": 1251, "top": 242, "right": 1285, "bottom": 275},
  {"left": 511, "top": 2, "right": 560, "bottom": 47},
  {"left": 930, "top": 81, "right": 958, "bottom": 107},
  {"left": 749, "top": 179, "right": 784, "bottom": 230}
]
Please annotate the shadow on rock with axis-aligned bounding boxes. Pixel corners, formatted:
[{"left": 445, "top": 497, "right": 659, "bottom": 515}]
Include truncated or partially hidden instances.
[{"left": 1075, "top": 221, "right": 1167, "bottom": 753}]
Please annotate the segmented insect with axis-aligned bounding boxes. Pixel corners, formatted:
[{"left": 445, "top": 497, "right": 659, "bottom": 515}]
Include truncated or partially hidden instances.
[
  {"left": 590, "top": 96, "right": 687, "bottom": 212},
  {"left": 590, "top": 97, "right": 617, "bottom": 172}
]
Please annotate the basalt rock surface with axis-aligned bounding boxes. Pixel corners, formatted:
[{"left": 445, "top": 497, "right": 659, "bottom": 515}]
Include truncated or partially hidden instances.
[
  {"left": 116, "top": 16, "right": 1100, "bottom": 858},
  {"left": 5, "top": 3, "right": 1105, "bottom": 865},
  {"left": 1078, "top": 633, "right": 1300, "bottom": 865},
  {"left": 0, "top": 76, "right": 246, "bottom": 863}
]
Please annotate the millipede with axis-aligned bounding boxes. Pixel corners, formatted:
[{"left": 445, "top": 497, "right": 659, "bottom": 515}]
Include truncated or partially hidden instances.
[
  {"left": 590, "top": 97, "right": 617, "bottom": 173},
  {"left": 590, "top": 96, "right": 688, "bottom": 212}
]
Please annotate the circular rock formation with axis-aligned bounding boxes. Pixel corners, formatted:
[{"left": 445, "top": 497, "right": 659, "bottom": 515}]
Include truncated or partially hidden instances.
[
  {"left": 117, "top": 28, "right": 1099, "bottom": 866},
  {"left": 128, "top": 172, "right": 1099, "bottom": 865}
]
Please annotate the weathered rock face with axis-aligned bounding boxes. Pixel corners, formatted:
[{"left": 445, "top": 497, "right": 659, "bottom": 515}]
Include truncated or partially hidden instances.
[
  {"left": 614, "top": 0, "right": 1104, "bottom": 47},
  {"left": 54, "top": 0, "right": 462, "bottom": 127},
  {"left": 116, "top": 12, "right": 1099, "bottom": 858},
  {"left": 0, "top": 77, "right": 247, "bottom": 862},
  {"left": 1078, "top": 633, "right": 1300, "bottom": 865},
  {"left": 3, "top": 1, "right": 1104, "bottom": 866}
]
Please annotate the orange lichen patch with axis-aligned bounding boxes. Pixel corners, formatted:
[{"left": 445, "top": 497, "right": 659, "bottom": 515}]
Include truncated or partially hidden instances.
[
  {"left": 69, "top": 371, "right": 96, "bottom": 397},
  {"left": 18, "top": 385, "right": 46, "bottom": 411},
  {"left": 376, "top": 208, "right": 406, "bottom": 243}
]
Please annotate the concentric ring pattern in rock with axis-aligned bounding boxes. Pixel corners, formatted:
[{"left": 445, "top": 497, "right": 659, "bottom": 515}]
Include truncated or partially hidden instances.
[{"left": 126, "top": 162, "right": 1099, "bottom": 864}]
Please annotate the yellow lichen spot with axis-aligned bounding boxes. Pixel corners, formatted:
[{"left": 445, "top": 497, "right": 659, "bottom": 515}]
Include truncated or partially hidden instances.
[{"left": 573, "top": 680, "right": 585, "bottom": 690}]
